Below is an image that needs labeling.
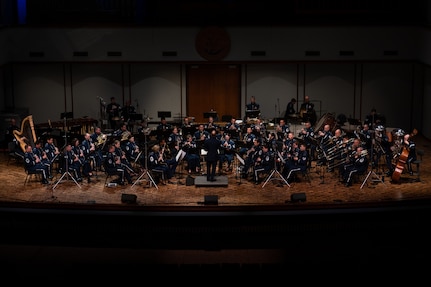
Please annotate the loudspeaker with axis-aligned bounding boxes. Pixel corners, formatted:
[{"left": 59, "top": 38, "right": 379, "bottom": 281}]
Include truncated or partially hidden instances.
[
  {"left": 186, "top": 175, "right": 195, "bottom": 186},
  {"left": 290, "top": 192, "right": 306, "bottom": 203},
  {"left": 204, "top": 195, "right": 218, "bottom": 205},
  {"left": 121, "top": 193, "right": 137, "bottom": 204}
]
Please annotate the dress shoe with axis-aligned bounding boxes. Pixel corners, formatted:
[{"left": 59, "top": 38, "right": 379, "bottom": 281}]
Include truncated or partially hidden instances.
[
  {"left": 345, "top": 181, "right": 352, "bottom": 187},
  {"left": 41, "top": 179, "right": 49, "bottom": 185}
]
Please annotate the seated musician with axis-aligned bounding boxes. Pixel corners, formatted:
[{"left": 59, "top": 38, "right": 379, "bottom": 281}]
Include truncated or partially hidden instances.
[
  {"left": 252, "top": 118, "right": 266, "bottom": 140},
  {"left": 113, "top": 122, "right": 131, "bottom": 144},
  {"left": 253, "top": 144, "right": 273, "bottom": 184},
  {"left": 71, "top": 138, "right": 93, "bottom": 182},
  {"left": 342, "top": 146, "right": 369, "bottom": 187},
  {"left": 281, "top": 139, "right": 299, "bottom": 180},
  {"left": 205, "top": 116, "right": 219, "bottom": 131},
  {"left": 219, "top": 133, "right": 236, "bottom": 173},
  {"left": 193, "top": 124, "right": 210, "bottom": 143},
  {"left": 298, "top": 121, "right": 317, "bottom": 160},
  {"left": 148, "top": 144, "right": 175, "bottom": 184},
  {"left": 124, "top": 134, "right": 145, "bottom": 168},
  {"left": 81, "top": 132, "right": 97, "bottom": 177},
  {"left": 167, "top": 126, "right": 182, "bottom": 159},
  {"left": 282, "top": 142, "right": 309, "bottom": 183},
  {"left": 182, "top": 134, "right": 200, "bottom": 174},
  {"left": 225, "top": 117, "right": 240, "bottom": 141},
  {"left": 64, "top": 142, "right": 83, "bottom": 182},
  {"left": 242, "top": 137, "right": 262, "bottom": 179},
  {"left": 275, "top": 119, "right": 290, "bottom": 142},
  {"left": 90, "top": 127, "right": 105, "bottom": 169},
  {"left": 44, "top": 136, "right": 61, "bottom": 174},
  {"left": 113, "top": 139, "right": 135, "bottom": 175},
  {"left": 24, "top": 144, "right": 49, "bottom": 184},
  {"left": 238, "top": 127, "right": 257, "bottom": 156},
  {"left": 105, "top": 144, "right": 132, "bottom": 185},
  {"left": 33, "top": 139, "right": 52, "bottom": 179}
]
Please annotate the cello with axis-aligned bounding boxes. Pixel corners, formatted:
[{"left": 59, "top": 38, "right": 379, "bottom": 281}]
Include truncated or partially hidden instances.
[{"left": 391, "top": 128, "right": 417, "bottom": 183}]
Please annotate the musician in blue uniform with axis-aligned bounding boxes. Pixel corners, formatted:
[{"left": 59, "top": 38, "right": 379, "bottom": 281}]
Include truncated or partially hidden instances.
[{"left": 24, "top": 144, "right": 49, "bottom": 184}]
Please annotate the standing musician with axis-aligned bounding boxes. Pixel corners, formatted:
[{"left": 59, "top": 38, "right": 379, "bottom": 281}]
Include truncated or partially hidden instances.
[
  {"left": 253, "top": 144, "right": 274, "bottom": 184},
  {"left": 402, "top": 133, "right": 417, "bottom": 176},
  {"left": 33, "top": 139, "right": 52, "bottom": 179},
  {"left": 219, "top": 133, "right": 236, "bottom": 173},
  {"left": 105, "top": 144, "right": 132, "bottom": 185},
  {"left": 24, "top": 144, "right": 49, "bottom": 184},
  {"left": 342, "top": 146, "right": 369, "bottom": 187},
  {"left": 182, "top": 134, "right": 200, "bottom": 174},
  {"left": 246, "top": 96, "right": 260, "bottom": 111}
]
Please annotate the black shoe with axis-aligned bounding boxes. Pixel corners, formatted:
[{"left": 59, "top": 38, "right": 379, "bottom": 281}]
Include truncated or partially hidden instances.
[
  {"left": 345, "top": 181, "right": 352, "bottom": 187},
  {"left": 77, "top": 178, "right": 83, "bottom": 182},
  {"left": 119, "top": 181, "right": 126, "bottom": 186},
  {"left": 41, "top": 179, "right": 49, "bottom": 185}
]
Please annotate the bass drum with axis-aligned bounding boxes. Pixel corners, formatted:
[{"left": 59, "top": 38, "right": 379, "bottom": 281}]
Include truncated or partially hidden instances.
[{"left": 313, "top": 113, "right": 337, "bottom": 134}]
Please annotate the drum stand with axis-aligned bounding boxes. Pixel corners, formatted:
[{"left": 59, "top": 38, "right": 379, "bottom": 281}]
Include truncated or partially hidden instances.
[
  {"left": 262, "top": 151, "right": 290, "bottom": 188},
  {"left": 131, "top": 132, "right": 158, "bottom": 189}
]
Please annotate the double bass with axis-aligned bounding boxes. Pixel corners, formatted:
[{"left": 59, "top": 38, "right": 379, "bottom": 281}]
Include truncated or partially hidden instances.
[{"left": 391, "top": 128, "right": 417, "bottom": 182}]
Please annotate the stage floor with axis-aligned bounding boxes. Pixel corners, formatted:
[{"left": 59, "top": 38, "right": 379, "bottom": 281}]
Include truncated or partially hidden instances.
[{"left": 1, "top": 134, "right": 430, "bottom": 211}]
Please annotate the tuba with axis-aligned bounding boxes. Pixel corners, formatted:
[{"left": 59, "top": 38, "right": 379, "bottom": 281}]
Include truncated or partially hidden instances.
[{"left": 13, "top": 115, "right": 37, "bottom": 153}]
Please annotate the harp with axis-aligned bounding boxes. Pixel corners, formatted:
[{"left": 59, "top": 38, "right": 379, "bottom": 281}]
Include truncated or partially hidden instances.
[{"left": 13, "top": 115, "right": 37, "bottom": 153}]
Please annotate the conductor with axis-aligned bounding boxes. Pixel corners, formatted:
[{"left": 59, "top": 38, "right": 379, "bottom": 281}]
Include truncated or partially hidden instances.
[{"left": 203, "top": 129, "right": 220, "bottom": 182}]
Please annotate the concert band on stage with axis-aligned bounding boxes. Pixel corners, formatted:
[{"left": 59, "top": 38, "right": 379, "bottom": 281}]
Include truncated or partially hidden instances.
[{"left": 15, "top": 94, "right": 417, "bottom": 187}]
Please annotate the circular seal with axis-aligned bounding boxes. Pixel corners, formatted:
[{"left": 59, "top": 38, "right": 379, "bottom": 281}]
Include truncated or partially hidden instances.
[{"left": 195, "top": 26, "right": 231, "bottom": 61}]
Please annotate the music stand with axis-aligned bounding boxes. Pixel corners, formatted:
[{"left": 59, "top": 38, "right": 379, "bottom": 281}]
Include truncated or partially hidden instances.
[
  {"left": 262, "top": 151, "right": 290, "bottom": 188},
  {"left": 245, "top": 110, "right": 260, "bottom": 119},
  {"left": 52, "top": 111, "right": 81, "bottom": 190},
  {"left": 234, "top": 153, "right": 245, "bottom": 185},
  {"left": 361, "top": 135, "right": 385, "bottom": 189},
  {"left": 132, "top": 128, "right": 158, "bottom": 189}
]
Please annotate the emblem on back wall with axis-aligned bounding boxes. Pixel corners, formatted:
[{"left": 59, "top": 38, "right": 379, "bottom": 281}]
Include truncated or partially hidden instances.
[{"left": 195, "top": 26, "right": 231, "bottom": 61}]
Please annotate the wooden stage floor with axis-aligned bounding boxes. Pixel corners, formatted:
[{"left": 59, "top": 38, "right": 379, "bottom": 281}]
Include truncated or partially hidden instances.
[{"left": 1, "top": 134, "right": 430, "bottom": 212}]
